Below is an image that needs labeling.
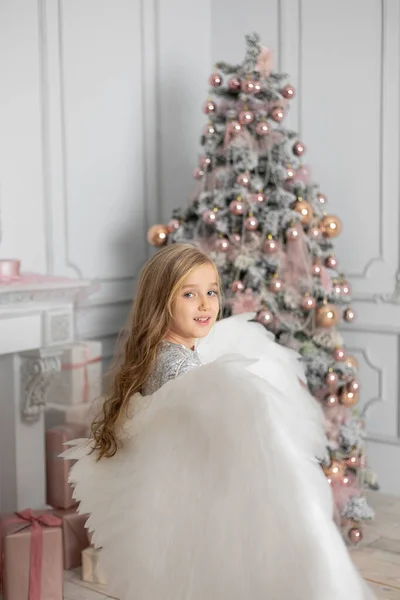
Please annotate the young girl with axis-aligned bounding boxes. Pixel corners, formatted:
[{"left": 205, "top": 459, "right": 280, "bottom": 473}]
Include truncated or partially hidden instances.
[{"left": 63, "top": 244, "right": 375, "bottom": 600}]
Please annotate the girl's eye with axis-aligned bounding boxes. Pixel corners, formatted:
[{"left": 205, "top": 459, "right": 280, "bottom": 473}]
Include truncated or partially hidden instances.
[
  {"left": 184, "top": 292, "right": 195, "bottom": 298},
  {"left": 208, "top": 290, "right": 219, "bottom": 297}
]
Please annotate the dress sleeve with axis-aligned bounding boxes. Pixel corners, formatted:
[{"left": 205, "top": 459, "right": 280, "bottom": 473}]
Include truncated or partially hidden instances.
[
  {"left": 161, "top": 354, "right": 198, "bottom": 385},
  {"left": 174, "top": 356, "right": 199, "bottom": 378}
]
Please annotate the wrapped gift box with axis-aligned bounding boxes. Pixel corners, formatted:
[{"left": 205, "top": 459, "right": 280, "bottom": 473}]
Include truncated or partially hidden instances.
[
  {"left": 81, "top": 546, "right": 107, "bottom": 585},
  {"left": 45, "top": 424, "right": 87, "bottom": 509},
  {"left": 47, "top": 341, "right": 102, "bottom": 406},
  {"left": 52, "top": 508, "right": 89, "bottom": 569},
  {"left": 0, "top": 510, "right": 63, "bottom": 600}
]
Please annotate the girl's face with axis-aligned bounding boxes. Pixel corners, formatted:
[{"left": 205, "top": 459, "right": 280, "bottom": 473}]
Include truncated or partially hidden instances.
[{"left": 167, "top": 263, "right": 220, "bottom": 348}]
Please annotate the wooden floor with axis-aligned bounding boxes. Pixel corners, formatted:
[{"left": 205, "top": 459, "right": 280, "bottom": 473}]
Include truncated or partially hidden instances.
[{"left": 63, "top": 491, "right": 400, "bottom": 599}]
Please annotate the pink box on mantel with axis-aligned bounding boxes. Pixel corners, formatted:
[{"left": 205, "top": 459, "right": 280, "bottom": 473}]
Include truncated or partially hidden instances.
[{"left": 0, "top": 259, "right": 20, "bottom": 281}]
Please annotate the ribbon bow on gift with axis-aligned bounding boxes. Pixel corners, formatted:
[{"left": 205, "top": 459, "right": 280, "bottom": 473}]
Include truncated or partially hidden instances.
[
  {"left": 0, "top": 509, "right": 62, "bottom": 600},
  {"left": 255, "top": 46, "right": 273, "bottom": 77}
]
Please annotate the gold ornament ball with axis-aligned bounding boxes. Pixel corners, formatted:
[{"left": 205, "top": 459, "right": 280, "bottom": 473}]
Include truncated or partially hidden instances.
[
  {"left": 316, "top": 303, "right": 339, "bottom": 328},
  {"left": 321, "top": 214, "right": 342, "bottom": 238},
  {"left": 340, "top": 386, "right": 359, "bottom": 407},
  {"left": 324, "top": 459, "right": 346, "bottom": 479},
  {"left": 147, "top": 224, "right": 169, "bottom": 247},
  {"left": 292, "top": 200, "right": 314, "bottom": 225}
]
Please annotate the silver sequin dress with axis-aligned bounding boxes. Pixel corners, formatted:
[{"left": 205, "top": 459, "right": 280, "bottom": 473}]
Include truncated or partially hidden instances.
[{"left": 141, "top": 340, "right": 202, "bottom": 396}]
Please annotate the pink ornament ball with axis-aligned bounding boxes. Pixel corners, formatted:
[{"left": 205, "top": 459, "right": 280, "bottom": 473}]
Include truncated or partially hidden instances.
[
  {"left": 286, "top": 227, "right": 299, "bottom": 241},
  {"left": 231, "top": 280, "right": 245, "bottom": 293},
  {"left": 281, "top": 84, "right": 295, "bottom": 99},
  {"left": 231, "top": 121, "right": 242, "bottom": 133},
  {"left": 228, "top": 77, "right": 241, "bottom": 91},
  {"left": 302, "top": 294, "right": 316, "bottom": 311},
  {"left": 324, "top": 393, "right": 339, "bottom": 408},
  {"left": 333, "top": 347, "right": 347, "bottom": 362},
  {"left": 270, "top": 278, "right": 284, "bottom": 293},
  {"left": 242, "top": 79, "right": 256, "bottom": 94},
  {"left": 310, "top": 227, "right": 321, "bottom": 240},
  {"left": 229, "top": 200, "right": 246, "bottom": 215},
  {"left": 325, "top": 371, "right": 339, "bottom": 387},
  {"left": 203, "top": 100, "right": 216, "bottom": 114},
  {"left": 257, "top": 309, "right": 274, "bottom": 326},
  {"left": 215, "top": 238, "right": 230, "bottom": 253},
  {"left": 348, "top": 527, "right": 363, "bottom": 544},
  {"left": 209, "top": 72, "right": 223, "bottom": 87},
  {"left": 326, "top": 255, "right": 338, "bottom": 269},
  {"left": 237, "top": 172, "right": 251, "bottom": 187},
  {"left": 270, "top": 107, "right": 284, "bottom": 122},
  {"left": 341, "top": 281, "right": 351, "bottom": 296},
  {"left": 248, "top": 192, "right": 265, "bottom": 204},
  {"left": 334, "top": 282, "right": 343, "bottom": 295},
  {"left": 263, "top": 238, "right": 279, "bottom": 254},
  {"left": 256, "top": 121, "right": 269, "bottom": 136},
  {"left": 202, "top": 209, "right": 217, "bottom": 225},
  {"left": 167, "top": 219, "right": 180, "bottom": 233},
  {"left": 244, "top": 216, "right": 259, "bottom": 231},
  {"left": 312, "top": 263, "right": 321, "bottom": 276},
  {"left": 293, "top": 141, "right": 306, "bottom": 156},
  {"left": 231, "top": 233, "right": 241, "bottom": 245},
  {"left": 204, "top": 123, "right": 216, "bottom": 135},
  {"left": 285, "top": 166, "right": 295, "bottom": 181},
  {"left": 239, "top": 110, "right": 254, "bottom": 125},
  {"left": 348, "top": 379, "right": 360, "bottom": 393},
  {"left": 344, "top": 307, "right": 356, "bottom": 322}
]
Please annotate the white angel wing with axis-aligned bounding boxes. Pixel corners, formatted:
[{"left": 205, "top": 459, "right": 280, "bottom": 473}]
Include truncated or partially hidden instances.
[{"left": 62, "top": 357, "right": 374, "bottom": 600}]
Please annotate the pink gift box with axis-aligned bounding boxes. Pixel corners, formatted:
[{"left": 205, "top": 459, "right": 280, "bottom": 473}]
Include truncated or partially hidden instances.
[
  {"left": 45, "top": 424, "right": 87, "bottom": 510},
  {"left": 52, "top": 508, "right": 89, "bottom": 569},
  {"left": 46, "top": 341, "right": 102, "bottom": 406},
  {"left": 0, "top": 509, "right": 63, "bottom": 600}
]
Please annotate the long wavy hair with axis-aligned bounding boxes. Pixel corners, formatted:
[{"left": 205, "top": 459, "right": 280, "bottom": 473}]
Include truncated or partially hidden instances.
[{"left": 91, "top": 243, "right": 221, "bottom": 459}]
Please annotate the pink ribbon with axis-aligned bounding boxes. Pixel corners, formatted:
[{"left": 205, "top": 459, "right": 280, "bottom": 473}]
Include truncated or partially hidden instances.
[
  {"left": 280, "top": 225, "right": 313, "bottom": 292},
  {"left": 0, "top": 509, "right": 62, "bottom": 600},
  {"left": 61, "top": 347, "right": 101, "bottom": 403},
  {"left": 255, "top": 47, "right": 273, "bottom": 77},
  {"left": 230, "top": 288, "right": 260, "bottom": 315},
  {"left": 224, "top": 121, "right": 258, "bottom": 151}
]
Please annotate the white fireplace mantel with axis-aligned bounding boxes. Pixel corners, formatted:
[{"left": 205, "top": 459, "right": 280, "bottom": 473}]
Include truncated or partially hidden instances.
[{"left": 0, "top": 274, "right": 95, "bottom": 513}]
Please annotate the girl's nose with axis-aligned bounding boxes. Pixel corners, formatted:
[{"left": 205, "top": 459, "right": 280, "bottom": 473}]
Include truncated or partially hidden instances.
[{"left": 199, "top": 296, "right": 210, "bottom": 311}]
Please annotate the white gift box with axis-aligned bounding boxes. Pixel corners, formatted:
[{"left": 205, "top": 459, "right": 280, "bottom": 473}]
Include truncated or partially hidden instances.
[
  {"left": 47, "top": 341, "right": 102, "bottom": 406},
  {"left": 81, "top": 546, "right": 107, "bottom": 585}
]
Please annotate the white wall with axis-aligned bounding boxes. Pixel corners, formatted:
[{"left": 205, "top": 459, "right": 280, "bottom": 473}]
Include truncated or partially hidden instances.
[{"left": 1, "top": 0, "right": 399, "bottom": 494}]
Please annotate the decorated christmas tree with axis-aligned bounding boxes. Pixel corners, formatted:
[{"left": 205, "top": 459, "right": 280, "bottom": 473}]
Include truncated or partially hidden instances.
[{"left": 147, "top": 33, "right": 377, "bottom": 541}]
